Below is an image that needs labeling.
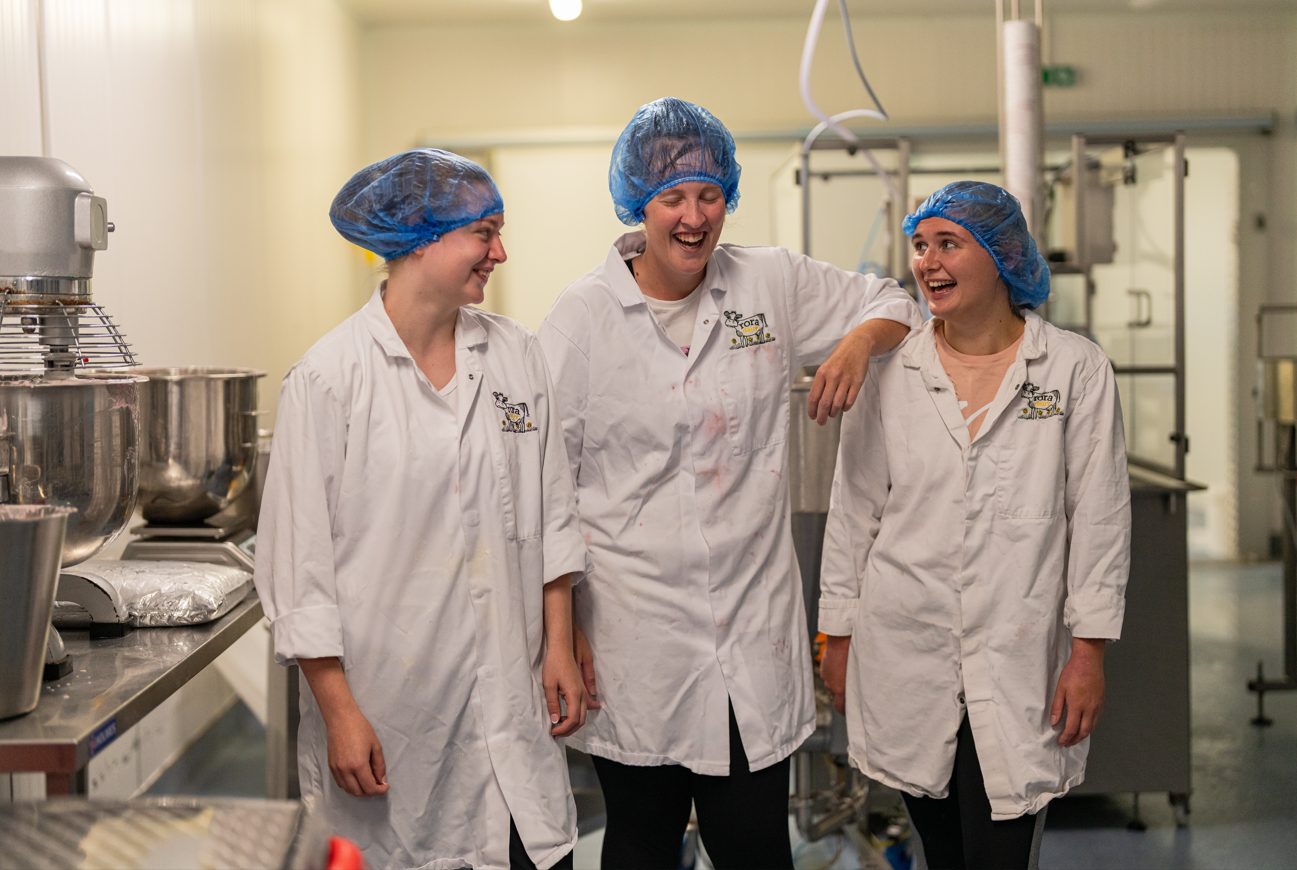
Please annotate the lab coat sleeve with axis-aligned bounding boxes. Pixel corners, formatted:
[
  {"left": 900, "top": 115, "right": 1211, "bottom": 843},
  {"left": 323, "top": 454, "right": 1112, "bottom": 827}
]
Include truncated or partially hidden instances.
[
  {"left": 1062, "top": 358, "right": 1131, "bottom": 640},
  {"left": 536, "top": 318, "right": 588, "bottom": 501},
  {"left": 525, "top": 334, "right": 588, "bottom": 587},
  {"left": 253, "top": 362, "right": 347, "bottom": 665},
  {"left": 817, "top": 371, "right": 890, "bottom": 635},
  {"left": 779, "top": 248, "right": 921, "bottom": 369}
]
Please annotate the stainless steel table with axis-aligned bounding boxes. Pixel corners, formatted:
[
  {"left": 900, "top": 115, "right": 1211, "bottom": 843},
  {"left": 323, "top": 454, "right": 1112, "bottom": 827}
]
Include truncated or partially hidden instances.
[{"left": 0, "top": 592, "right": 263, "bottom": 795}]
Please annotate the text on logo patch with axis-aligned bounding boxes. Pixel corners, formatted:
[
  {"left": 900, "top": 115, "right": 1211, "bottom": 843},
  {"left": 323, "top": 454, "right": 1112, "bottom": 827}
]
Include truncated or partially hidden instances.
[
  {"left": 1018, "top": 382, "right": 1063, "bottom": 420},
  {"left": 724, "top": 311, "right": 776, "bottom": 348}
]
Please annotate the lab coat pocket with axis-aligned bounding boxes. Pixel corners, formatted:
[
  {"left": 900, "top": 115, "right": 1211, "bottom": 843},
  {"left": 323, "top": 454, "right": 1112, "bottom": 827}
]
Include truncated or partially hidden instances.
[
  {"left": 716, "top": 341, "right": 790, "bottom": 455},
  {"left": 994, "top": 420, "right": 1065, "bottom": 520},
  {"left": 499, "top": 427, "right": 544, "bottom": 541}
]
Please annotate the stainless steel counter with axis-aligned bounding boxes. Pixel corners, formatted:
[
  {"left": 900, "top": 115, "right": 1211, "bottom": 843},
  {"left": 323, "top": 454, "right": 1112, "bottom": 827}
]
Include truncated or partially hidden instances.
[{"left": 0, "top": 592, "right": 263, "bottom": 795}]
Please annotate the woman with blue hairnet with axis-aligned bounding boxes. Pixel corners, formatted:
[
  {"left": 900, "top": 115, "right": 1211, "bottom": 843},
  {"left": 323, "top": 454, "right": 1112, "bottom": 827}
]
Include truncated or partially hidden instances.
[
  {"left": 254, "top": 149, "right": 592, "bottom": 870},
  {"left": 537, "top": 97, "right": 921, "bottom": 868},
  {"left": 817, "top": 181, "right": 1131, "bottom": 869}
]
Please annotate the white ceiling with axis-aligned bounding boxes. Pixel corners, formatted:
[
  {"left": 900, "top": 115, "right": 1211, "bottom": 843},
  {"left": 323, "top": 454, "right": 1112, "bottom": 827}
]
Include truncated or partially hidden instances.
[{"left": 341, "top": 0, "right": 1297, "bottom": 26}]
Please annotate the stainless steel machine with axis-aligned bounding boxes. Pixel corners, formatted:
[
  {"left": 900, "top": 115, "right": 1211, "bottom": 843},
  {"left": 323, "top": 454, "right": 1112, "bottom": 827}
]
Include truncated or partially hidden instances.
[
  {"left": 0, "top": 155, "right": 145, "bottom": 712},
  {"left": 119, "top": 366, "right": 266, "bottom": 573},
  {"left": 1248, "top": 304, "right": 1297, "bottom": 722}
]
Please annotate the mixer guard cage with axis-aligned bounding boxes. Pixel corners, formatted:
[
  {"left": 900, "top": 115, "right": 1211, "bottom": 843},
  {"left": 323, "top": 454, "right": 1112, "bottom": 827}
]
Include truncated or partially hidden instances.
[{"left": 0, "top": 292, "right": 137, "bottom": 375}]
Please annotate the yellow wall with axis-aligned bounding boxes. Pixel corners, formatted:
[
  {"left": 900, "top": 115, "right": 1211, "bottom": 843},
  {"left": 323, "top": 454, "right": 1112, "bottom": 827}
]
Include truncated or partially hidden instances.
[
  {"left": 361, "top": 10, "right": 1294, "bottom": 158},
  {"left": 356, "top": 8, "right": 1297, "bottom": 559}
]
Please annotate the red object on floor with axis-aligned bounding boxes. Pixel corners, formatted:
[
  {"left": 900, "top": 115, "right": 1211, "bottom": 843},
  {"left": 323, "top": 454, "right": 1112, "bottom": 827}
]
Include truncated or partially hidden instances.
[{"left": 326, "top": 836, "right": 366, "bottom": 870}]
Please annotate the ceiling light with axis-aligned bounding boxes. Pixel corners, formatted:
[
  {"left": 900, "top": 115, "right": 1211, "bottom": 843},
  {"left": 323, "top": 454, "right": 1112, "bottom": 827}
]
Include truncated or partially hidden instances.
[{"left": 550, "top": 0, "right": 581, "bottom": 21}]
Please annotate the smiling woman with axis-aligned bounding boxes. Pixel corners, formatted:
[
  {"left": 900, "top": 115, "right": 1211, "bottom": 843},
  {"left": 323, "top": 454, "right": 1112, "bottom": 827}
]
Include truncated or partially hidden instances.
[
  {"left": 536, "top": 97, "right": 920, "bottom": 869},
  {"left": 253, "top": 149, "right": 591, "bottom": 870},
  {"left": 818, "top": 181, "right": 1131, "bottom": 869}
]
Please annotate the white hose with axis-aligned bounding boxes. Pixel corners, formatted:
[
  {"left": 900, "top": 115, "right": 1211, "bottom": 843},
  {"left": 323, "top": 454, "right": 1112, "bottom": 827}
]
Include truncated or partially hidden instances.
[{"left": 799, "top": 0, "right": 902, "bottom": 205}]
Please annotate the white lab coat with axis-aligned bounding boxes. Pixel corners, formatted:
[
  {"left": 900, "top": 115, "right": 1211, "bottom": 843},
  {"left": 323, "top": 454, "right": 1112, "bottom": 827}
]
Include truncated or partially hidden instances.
[
  {"left": 254, "top": 289, "right": 586, "bottom": 870},
  {"left": 819, "top": 313, "right": 1131, "bottom": 819},
  {"left": 538, "top": 232, "right": 920, "bottom": 774}
]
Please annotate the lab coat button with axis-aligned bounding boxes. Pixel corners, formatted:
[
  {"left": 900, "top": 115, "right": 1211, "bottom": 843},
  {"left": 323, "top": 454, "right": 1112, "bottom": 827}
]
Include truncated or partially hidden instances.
[{"left": 465, "top": 510, "right": 480, "bottom": 526}]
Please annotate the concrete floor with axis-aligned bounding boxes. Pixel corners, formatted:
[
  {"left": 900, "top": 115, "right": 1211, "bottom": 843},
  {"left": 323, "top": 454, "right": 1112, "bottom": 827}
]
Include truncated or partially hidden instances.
[
  {"left": 1038, "top": 562, "right": 1297, "bottom": 870},
  {"left": 158, "top": 562, "right": 1297, "bottom": 869}
]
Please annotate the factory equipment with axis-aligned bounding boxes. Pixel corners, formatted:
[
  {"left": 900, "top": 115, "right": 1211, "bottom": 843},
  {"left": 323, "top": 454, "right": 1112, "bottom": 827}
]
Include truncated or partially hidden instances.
[
  {"left": 0, "top": 155, "right": 146, "bottom": 707},
  {"left": 788, "top": 372, "right": 867, "bottom": 843},
  {"left": 117, "top": 366, "right": 265, "bottom": 574},
  {"left": 1248, "top": 304, "right": 1297, "bottom": 723}
]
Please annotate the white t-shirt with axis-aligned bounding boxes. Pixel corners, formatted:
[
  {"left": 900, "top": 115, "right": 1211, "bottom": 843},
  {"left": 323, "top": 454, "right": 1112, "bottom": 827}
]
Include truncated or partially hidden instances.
[
  {"left": 628, "top": 256, "right": 703, "bottom": 355},
  {"left": 437, "top": 377, "right": 458, "bottom": 415}
]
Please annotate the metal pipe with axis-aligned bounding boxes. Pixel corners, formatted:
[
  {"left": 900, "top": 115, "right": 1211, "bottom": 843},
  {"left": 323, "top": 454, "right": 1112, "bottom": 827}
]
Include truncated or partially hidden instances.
[
  {"left": 1071, "top": 134, "right": 1091, "bottom": 333},
  {"left": 896, "top": 138, "right": 911, "bottom": 290},
  {"left": 795, "top": 751, "right": 813, "bottom": 835},
  {"left": 1173, "top": 132, "right": 1187, "bottom": 480},
  {"left": 801, "top": 150, "right": 812, "bottom": 257}
]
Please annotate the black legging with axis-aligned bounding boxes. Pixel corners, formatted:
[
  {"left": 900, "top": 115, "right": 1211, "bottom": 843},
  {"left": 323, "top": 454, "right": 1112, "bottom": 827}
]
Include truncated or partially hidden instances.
[
  {"left": 509, "top": 818, "right": 573, "bottom": 870},
  {"left": 901, "top": 716, "right": 1040, "bottom": 870},
  {"left": 591, "top": 701, "right": 794, "bottom": 870}
]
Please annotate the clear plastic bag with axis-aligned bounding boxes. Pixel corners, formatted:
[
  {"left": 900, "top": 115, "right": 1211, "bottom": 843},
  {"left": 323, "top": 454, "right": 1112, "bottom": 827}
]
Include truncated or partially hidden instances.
[{"left": 67, "top": 560, "right": 252, "bottom": 627}]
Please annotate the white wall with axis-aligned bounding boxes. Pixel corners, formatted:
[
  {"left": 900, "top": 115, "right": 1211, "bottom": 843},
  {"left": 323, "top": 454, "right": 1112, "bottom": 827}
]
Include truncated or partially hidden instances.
[{"left": 0, "top": 0, "right": 364, "bottom": 420}]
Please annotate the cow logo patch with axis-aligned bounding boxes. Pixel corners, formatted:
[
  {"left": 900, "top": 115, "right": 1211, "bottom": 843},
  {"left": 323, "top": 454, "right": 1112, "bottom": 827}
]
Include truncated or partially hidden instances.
[
  {"left": 1019, "top": 382, "right": 1063, "bottom": 420},
  {"left": 723, "top": 311, "right": 776, "bottom": 348},
  {"left": 493, "top": 391, "right": 536, "bottom": 434}
]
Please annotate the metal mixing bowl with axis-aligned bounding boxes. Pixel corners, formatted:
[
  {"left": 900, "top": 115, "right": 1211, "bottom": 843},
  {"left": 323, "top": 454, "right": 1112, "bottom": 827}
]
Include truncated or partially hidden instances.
[
  {"left": 0, "top": 374, "right": 144, "bottom": 567},
  {"left": 126, "top": 367, "right": 266, "bottom": 524}
]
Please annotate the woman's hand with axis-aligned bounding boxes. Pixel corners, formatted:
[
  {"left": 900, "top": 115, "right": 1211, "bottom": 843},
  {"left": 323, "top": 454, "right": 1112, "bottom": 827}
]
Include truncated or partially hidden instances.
[
  {"left": 1051, "top": 637, "right": 1107, "bottom": 747},
  {"left": 297, "top": 657, "right": 389, "bottom": 798},
  {"left": 542, "top": 573, "right": 588, "bottom": 736},
  {"left": 820, "top": 635, "right": 851, "bottom": 715},
  {"left": 326, "top": 707, "right": 390, "bottom": 797},
  {"left": 808, "top": 319, "right": 910, "bottom": 425},
  {"left": 544, "top": 644, "right": 590, "bottom": 737},
  {"left": 573, "top": 625, "right": 600, "bottom": 709}
]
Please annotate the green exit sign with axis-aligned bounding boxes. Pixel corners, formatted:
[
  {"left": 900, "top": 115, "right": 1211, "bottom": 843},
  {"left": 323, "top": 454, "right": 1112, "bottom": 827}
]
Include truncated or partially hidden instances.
[{"left": 1043, "top": 65, "right": 1077, "bottom": 87}]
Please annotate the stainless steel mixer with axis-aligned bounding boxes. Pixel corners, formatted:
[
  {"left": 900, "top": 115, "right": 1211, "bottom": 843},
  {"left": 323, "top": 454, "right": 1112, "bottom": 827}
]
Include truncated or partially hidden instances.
[
  {"left": 0, "top": 157, "right": 134, "bottom": 378},
  {"left": 121, "top": 367, "right": 266, "bottom": 572},
  {"left": 0, "top": 157, "right": 144, "bottom": 711}
]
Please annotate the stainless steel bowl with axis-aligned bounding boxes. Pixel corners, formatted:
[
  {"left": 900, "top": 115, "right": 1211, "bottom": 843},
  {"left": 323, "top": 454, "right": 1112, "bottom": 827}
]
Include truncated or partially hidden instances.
[
  {"left": 0, "top": 374, "right": 144, "bottom": 567},
  {"left": 0, "top": 505, "right": 73, "bottom": 719},
  {"left": 127, "top": 367, "right": 266, "bottom": 524}
]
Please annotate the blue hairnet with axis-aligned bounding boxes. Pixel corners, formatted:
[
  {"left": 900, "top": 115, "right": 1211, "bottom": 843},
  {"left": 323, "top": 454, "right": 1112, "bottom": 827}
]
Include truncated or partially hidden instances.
[
  {"left": 609, "top": 98, "right": 741, "bottom": 226},
  {"left": 330, "top": 149, "right": 504, "bottom": 260},
  {"left": 902, "top": 181, "right": 1050, "bottom": 308}
]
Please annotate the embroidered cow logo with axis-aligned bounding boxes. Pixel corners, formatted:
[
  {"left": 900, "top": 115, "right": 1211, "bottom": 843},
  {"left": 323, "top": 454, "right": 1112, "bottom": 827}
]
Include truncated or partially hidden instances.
[
  {"left": 493, "top": 391, "right": 536, "bottom": 434},
  {"left": 1019, "top": 382, "right": 1063, "bottom": 420},
  {"left": 723, "top": 310, "right": 776, "bottom": 348}
]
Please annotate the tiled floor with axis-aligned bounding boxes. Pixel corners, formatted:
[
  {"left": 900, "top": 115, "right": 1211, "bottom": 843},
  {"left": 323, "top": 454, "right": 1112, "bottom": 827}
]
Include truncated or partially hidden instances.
[{"left": 158, "top": 562, "right": 1297, "bottom": 869}]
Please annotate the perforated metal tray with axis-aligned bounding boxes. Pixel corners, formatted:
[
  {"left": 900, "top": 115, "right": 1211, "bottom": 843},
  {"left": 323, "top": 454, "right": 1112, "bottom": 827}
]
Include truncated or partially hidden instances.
[{"left": 0, "top": 797, "right": 303, "bottom": 870}]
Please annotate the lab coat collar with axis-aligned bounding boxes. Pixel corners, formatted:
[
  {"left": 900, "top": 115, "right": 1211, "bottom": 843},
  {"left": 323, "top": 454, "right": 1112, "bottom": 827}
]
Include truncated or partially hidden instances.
[
  {"left": 605, "top": 231, "right": 723, "bottom": 308},
  {"left": 900, "top": 310, "right": 1047, "bottom": 372},
  {"left": 362, "top": 283, "right": 490, "bottom": 360},
  {"left": 901, "top": 311, "right": 1049, "bottom": 449},
  {"left": 362, "top": 284, "right": 411, "bottom": 361}
]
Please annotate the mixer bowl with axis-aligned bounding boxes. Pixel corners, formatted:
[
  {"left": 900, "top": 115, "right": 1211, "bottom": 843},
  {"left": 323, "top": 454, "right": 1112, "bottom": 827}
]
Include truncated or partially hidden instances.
[
  {"left": 127, "top": 367, "right": 266, "bottom": 524},
  {"left": 0, "top": 374, "right": 144, "bottom": 567}
]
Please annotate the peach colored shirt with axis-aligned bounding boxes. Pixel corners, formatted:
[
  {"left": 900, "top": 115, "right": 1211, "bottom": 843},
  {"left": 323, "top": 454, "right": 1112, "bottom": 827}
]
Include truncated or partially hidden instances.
[{"left": 934, "top": 322, "right": 1023, "bottom": 440}]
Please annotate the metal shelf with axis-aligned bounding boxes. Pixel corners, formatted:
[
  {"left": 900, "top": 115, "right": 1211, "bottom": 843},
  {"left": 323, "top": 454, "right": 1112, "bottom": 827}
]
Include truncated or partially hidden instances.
[{"left": 0, "top": 592, "right": 263, "bottom": 794}]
